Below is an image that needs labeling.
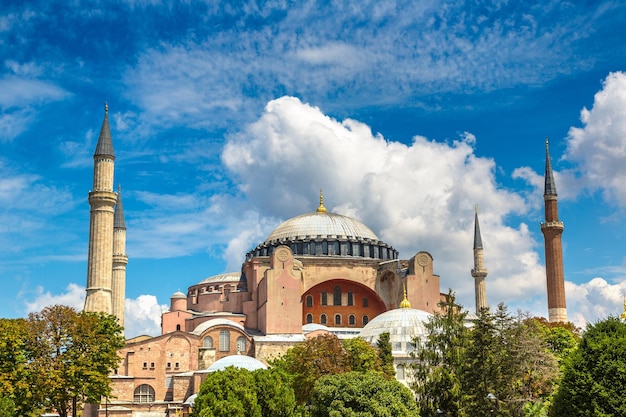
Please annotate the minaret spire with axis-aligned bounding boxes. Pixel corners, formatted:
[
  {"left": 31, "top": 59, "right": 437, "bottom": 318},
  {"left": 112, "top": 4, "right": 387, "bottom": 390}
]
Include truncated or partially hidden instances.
[
  {"left": 471, "top": 205, "right": 488, "bottom": 313},
  {"left": 84, "top": 104, "right": 118, "bottom": 317},
  {"left": 112, "top": 184, "right": 128, "bottom": 330},
  {"left": 541, "top": 139, "right": 567, "bottom": 322}
]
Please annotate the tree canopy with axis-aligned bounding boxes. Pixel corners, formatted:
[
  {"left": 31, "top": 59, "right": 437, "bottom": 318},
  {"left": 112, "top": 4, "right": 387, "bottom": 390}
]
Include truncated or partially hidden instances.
[
  {"left": 192, "top": 367, "right": 301, "bottom": 417},
  {"left": 310, "top": 371, "right": 420, "bottom": 417},
  {"left": 410, "top": 293, "right": 563, "bottom": 417},
  {"left": 550, "top": 316, "right": 626, "bottom": 417},
  {"left": 0, "top": 305, "right": 124, "bottom": 417}
]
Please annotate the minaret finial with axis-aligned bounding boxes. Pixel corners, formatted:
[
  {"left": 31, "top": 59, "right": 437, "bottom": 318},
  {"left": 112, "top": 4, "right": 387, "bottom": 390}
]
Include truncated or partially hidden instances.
[
  {"left": 316, "top": 189, "right": 327, "bottom": 213},
  {"left": 399, "top": 285, "right": 411, "bottom": 309},
  {"left": 105, "top": 102, "right": 108, "bottom": 113},
  {"left": 621, "top": 296, "right": 626, "bottom": 320}
]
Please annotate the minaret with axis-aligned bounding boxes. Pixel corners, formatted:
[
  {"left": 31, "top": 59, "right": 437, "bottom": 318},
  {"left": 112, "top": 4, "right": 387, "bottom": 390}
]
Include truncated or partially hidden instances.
[
  {"left": 84, "top": 104, "right": 117, "bottom": 315},
  {"left": 471, "top": 205, "right": 488, "bottom": 313},
  {"left": 112, "top": 185, "right": 128, "bottom": 328},
  {"left": 541, "top": 139, "right": 567, "bottom": 322}
]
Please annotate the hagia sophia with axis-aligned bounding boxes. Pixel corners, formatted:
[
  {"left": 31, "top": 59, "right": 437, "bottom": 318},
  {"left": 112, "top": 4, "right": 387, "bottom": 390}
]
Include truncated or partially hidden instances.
[{"left": 82, "top": 106, "right": 567, "bottom": 416}]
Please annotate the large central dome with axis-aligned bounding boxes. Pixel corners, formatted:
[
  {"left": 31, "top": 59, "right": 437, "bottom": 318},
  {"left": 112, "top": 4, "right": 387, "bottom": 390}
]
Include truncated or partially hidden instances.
[
  {"left": 246, "top": 194, "right": 398, "bottom": 261},
  {"left": 265, "top": 211, "right": 379, "bottom": 242}
]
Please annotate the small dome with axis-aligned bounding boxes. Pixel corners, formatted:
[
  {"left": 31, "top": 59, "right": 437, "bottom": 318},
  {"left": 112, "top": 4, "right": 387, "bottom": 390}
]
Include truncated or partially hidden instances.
[
  {"left": 171, "top": 290, "right": 186, "bottom": 299},
  {"left": 359, "top": 308, "right": 433, "bottom": 354},
  {"left": 198, "top": 272, "right": 242, "bottom": 285},
  {"left": 207, "top": 354, "right": 268, "bottom": 372}
]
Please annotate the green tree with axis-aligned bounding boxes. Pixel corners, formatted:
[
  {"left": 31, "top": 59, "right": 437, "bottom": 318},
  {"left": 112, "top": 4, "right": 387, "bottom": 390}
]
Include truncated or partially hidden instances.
[
  {"left": 0, "top": 318, "right": 43, "bottom": 417},
  {"left": 410, "top": 290, "right": 469, "bottom": 417},
  {"left": 310, "top": 371, "right": 420, "bottom": 417},
  {"left": 550, "top": 316, "right": 626, "bottom": 417},
  {"left": 271, "top": 334, "right": 351, "bottom": 404},
  {"left": 253, "top": 368, "right": 300, "bottom": 417},
  {"left": 193, "top": 367, "right": 302, "bottom": 417},
  {"left": 462, "top": 306, "right": 559, "bottom": 417},
  {"left": 342, "top": 337, "right": 383, "bottom": 374},
  {"left": 0, "top": 394, "right": 16, "bottom": 417},
  {"left": 193, "top": 367, "right": 262, "bottom": 417},
  {"left": 376, "top": 332, "right": 396, "bottom": 378},
  {"left": 29, "top": 305, "right": 124, "bottom": 417}
]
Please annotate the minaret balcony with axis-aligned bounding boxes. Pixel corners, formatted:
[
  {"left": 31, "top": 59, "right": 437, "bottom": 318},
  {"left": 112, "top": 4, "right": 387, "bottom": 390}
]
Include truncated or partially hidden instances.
[{"left": 540, "top": 221, "right": 564, "bottom": 230}]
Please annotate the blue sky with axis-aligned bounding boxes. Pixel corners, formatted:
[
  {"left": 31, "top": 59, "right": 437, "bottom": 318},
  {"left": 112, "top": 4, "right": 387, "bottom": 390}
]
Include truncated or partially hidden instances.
[{"left": 2, "top": 0, "right": 625, "bottom": 337}]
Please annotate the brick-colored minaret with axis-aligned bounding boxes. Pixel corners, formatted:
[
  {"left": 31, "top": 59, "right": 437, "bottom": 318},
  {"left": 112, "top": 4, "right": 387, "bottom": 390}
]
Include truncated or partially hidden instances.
[
  {"left": 84, "top": 104, "right": 117, "bottom": 315},
  {"left": 541, "top": 140, "right": 567, "bottom": 322},
  {"left": 112, "top": 185, "right": 128, "bottom": 329},
  {"left": 471, "top": 205, "right": 488, "bottom": 313}
]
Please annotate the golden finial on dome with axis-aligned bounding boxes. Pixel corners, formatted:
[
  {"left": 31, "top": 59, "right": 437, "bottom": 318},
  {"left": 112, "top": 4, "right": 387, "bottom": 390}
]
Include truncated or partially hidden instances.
[
  {"left": 399, "top": 285, "right": 411, "bottom": 309},
  {"left": 316, "top": 189, "right": 327, "bottom": 213},
  {"left": 621, "top": 296, "right": 626, "bottom": 320}
]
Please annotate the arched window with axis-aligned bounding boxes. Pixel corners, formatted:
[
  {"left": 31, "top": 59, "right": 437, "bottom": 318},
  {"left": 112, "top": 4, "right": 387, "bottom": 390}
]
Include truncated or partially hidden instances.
[
  {"left": 133, "top": 384, "right": 155, "bottom": 403},
  {"left": 396, "top": 364, "right": 405, "bottom": 380},
  {"left": 236, "top": 336, "right": 247, "bottom": 353},
  {"left": 321, "top": 292, "right": 328, "bottom": 306},
  {"left": 347, "top": 292, "right": 354, "bottom": 306},
  {"left": 203, "top": 336, "right": 213, "bottom": 349},
  {"left": 363, "top": 297, "right": 369, "bottom": 307},
  {"left": 335, "top": 314, "right": 341, "bottom": 325},
  {"left": 306, "top": 295, "right": 313, "bottom": 307},
  {"left": 333, "top": 286, "right": 341, "bottom": 306},
  {"left": 219, "top": 330, "right": 230, "bottom": 352},
  {"left": 176, "top": 324, "right": 181, "bottom": 331},
  {"left": 306, "top": 313, "right": 313, "bottom": 324},
  {"left": 320, "top": 314, "right": 327, "bottom": 325},
  {"left": 349, "top": 314, "right": 355, "bottom": 325},
  {"left": 362, "top": 315, "right": 369, "bottom": 326}
]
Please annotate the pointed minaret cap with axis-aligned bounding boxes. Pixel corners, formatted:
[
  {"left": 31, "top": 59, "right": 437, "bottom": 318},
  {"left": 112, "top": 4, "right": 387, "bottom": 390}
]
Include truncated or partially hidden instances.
[
  {"left": 473, "top": 205, "right": 483, "bottom": 250},
  {"left": 114, "top": 185, "right": 126, "bottom": 229},
  {"left": 94, "top": 102, "right": 115, "bottom": 158},
  {"left": 316, "top": 189, "right": 327, "bottom": 213},
  {"left": 399, "top": 286, "right": 412, "bottom": 309},
  {"left": 544, "top": 139, "right": 557, "bottom": 196},
  {"left": 621, "top": 296, "right": 626, "bottom": 320}
]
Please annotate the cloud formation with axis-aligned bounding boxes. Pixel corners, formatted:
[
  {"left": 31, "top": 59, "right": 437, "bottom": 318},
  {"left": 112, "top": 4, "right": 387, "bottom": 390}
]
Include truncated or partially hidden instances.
[
  {"left": 565, "top": 71, "right": 626, "bottom": 207},
  {"left": 222, "top": 96, "right": 541, "bottom": 312}
]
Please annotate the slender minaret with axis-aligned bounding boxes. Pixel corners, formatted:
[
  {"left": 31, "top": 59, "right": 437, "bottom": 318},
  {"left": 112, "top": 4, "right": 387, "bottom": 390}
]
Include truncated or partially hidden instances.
[
  {"left": 84, "top": 104, "right": 117, "bottom": 315},
  {"left": 541, "top": 139, "right": 567, "bottom": 322},
  {"left": 471, "top": 205, "right": 488, "bottom": 313},
  {"left": 112, "top": 185, "right": 128, "bottom": 328}
]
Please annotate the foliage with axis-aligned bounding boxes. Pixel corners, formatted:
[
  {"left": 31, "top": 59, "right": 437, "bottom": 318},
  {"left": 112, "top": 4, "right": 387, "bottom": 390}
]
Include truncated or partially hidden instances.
[
  {"left": 253, "top": 368, "right": 300, "bottom": 417},
  {"left": 531, "top": 317, "right": 579, "bottom": 363},
  {"left": 411, "top": 290, "right": 469, "bottom": 417},
  {"left": 0, "top": 305, "right": 124, "bottom": 417},
  {"left": 462, "top": 307, "right": 559, "bottom": 417},
  {"left": 310, "top": 371, "right": 420, "bottom": 417},
  {"left": 343, "top": 337, "right": 383, "bottom": 374},
  {"left": 193, "top": 367, "right": 262, "bottom": 417},
  {"left": 550, "top": 316, "right": 626, "bottom": 417},
  {"left": 271, "top": 334, "right": 351, "bottom": 404},
  {"left": 376, "top": 332, "right": 396, "bottom": 378},
  {"left": 411, "top": 295, "right": 561, "bottom": 417},
  {"left": 28, "top": 306, "right": 124, "bottom": 417},
  {"left": 192, "top": 367, "right": 302, "bottom": 417},
  {"left": 0, "top": 318, "right": 43, "bottom": 417},
  {"left": 0, "top": 394, "right": 16, "bottom": 417}
]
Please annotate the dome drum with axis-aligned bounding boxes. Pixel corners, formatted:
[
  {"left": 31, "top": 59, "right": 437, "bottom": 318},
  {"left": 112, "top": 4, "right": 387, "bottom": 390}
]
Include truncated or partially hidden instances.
[{"left": 246, "top": 236, "right": 398, "bottom": 261}]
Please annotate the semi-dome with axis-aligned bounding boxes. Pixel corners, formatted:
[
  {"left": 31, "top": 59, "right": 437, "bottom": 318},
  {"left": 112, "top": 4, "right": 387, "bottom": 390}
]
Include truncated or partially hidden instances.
[
  {"left": 246, "top": 193, "right": 398, "bottom": 261},
  {"left": 359, "top": 306, "right": 433, "bottom": 354},
  {"left": 207, "top": 354, "right": 268, "bottom": 372}
]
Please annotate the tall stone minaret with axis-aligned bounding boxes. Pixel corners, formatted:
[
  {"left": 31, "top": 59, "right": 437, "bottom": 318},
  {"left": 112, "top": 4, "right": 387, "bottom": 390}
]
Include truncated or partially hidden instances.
[
  {"left": 84, "top": 104, "right": 117, "bottom": 315},
  {"left": 112, "top": 185, "right": 128, "bottom": 328},
  {"left": 541, "top": 139, "right": 567, "bottom": 322},
  {"left": 471, "top": 205, "right": 488, "bottom": 313}
]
